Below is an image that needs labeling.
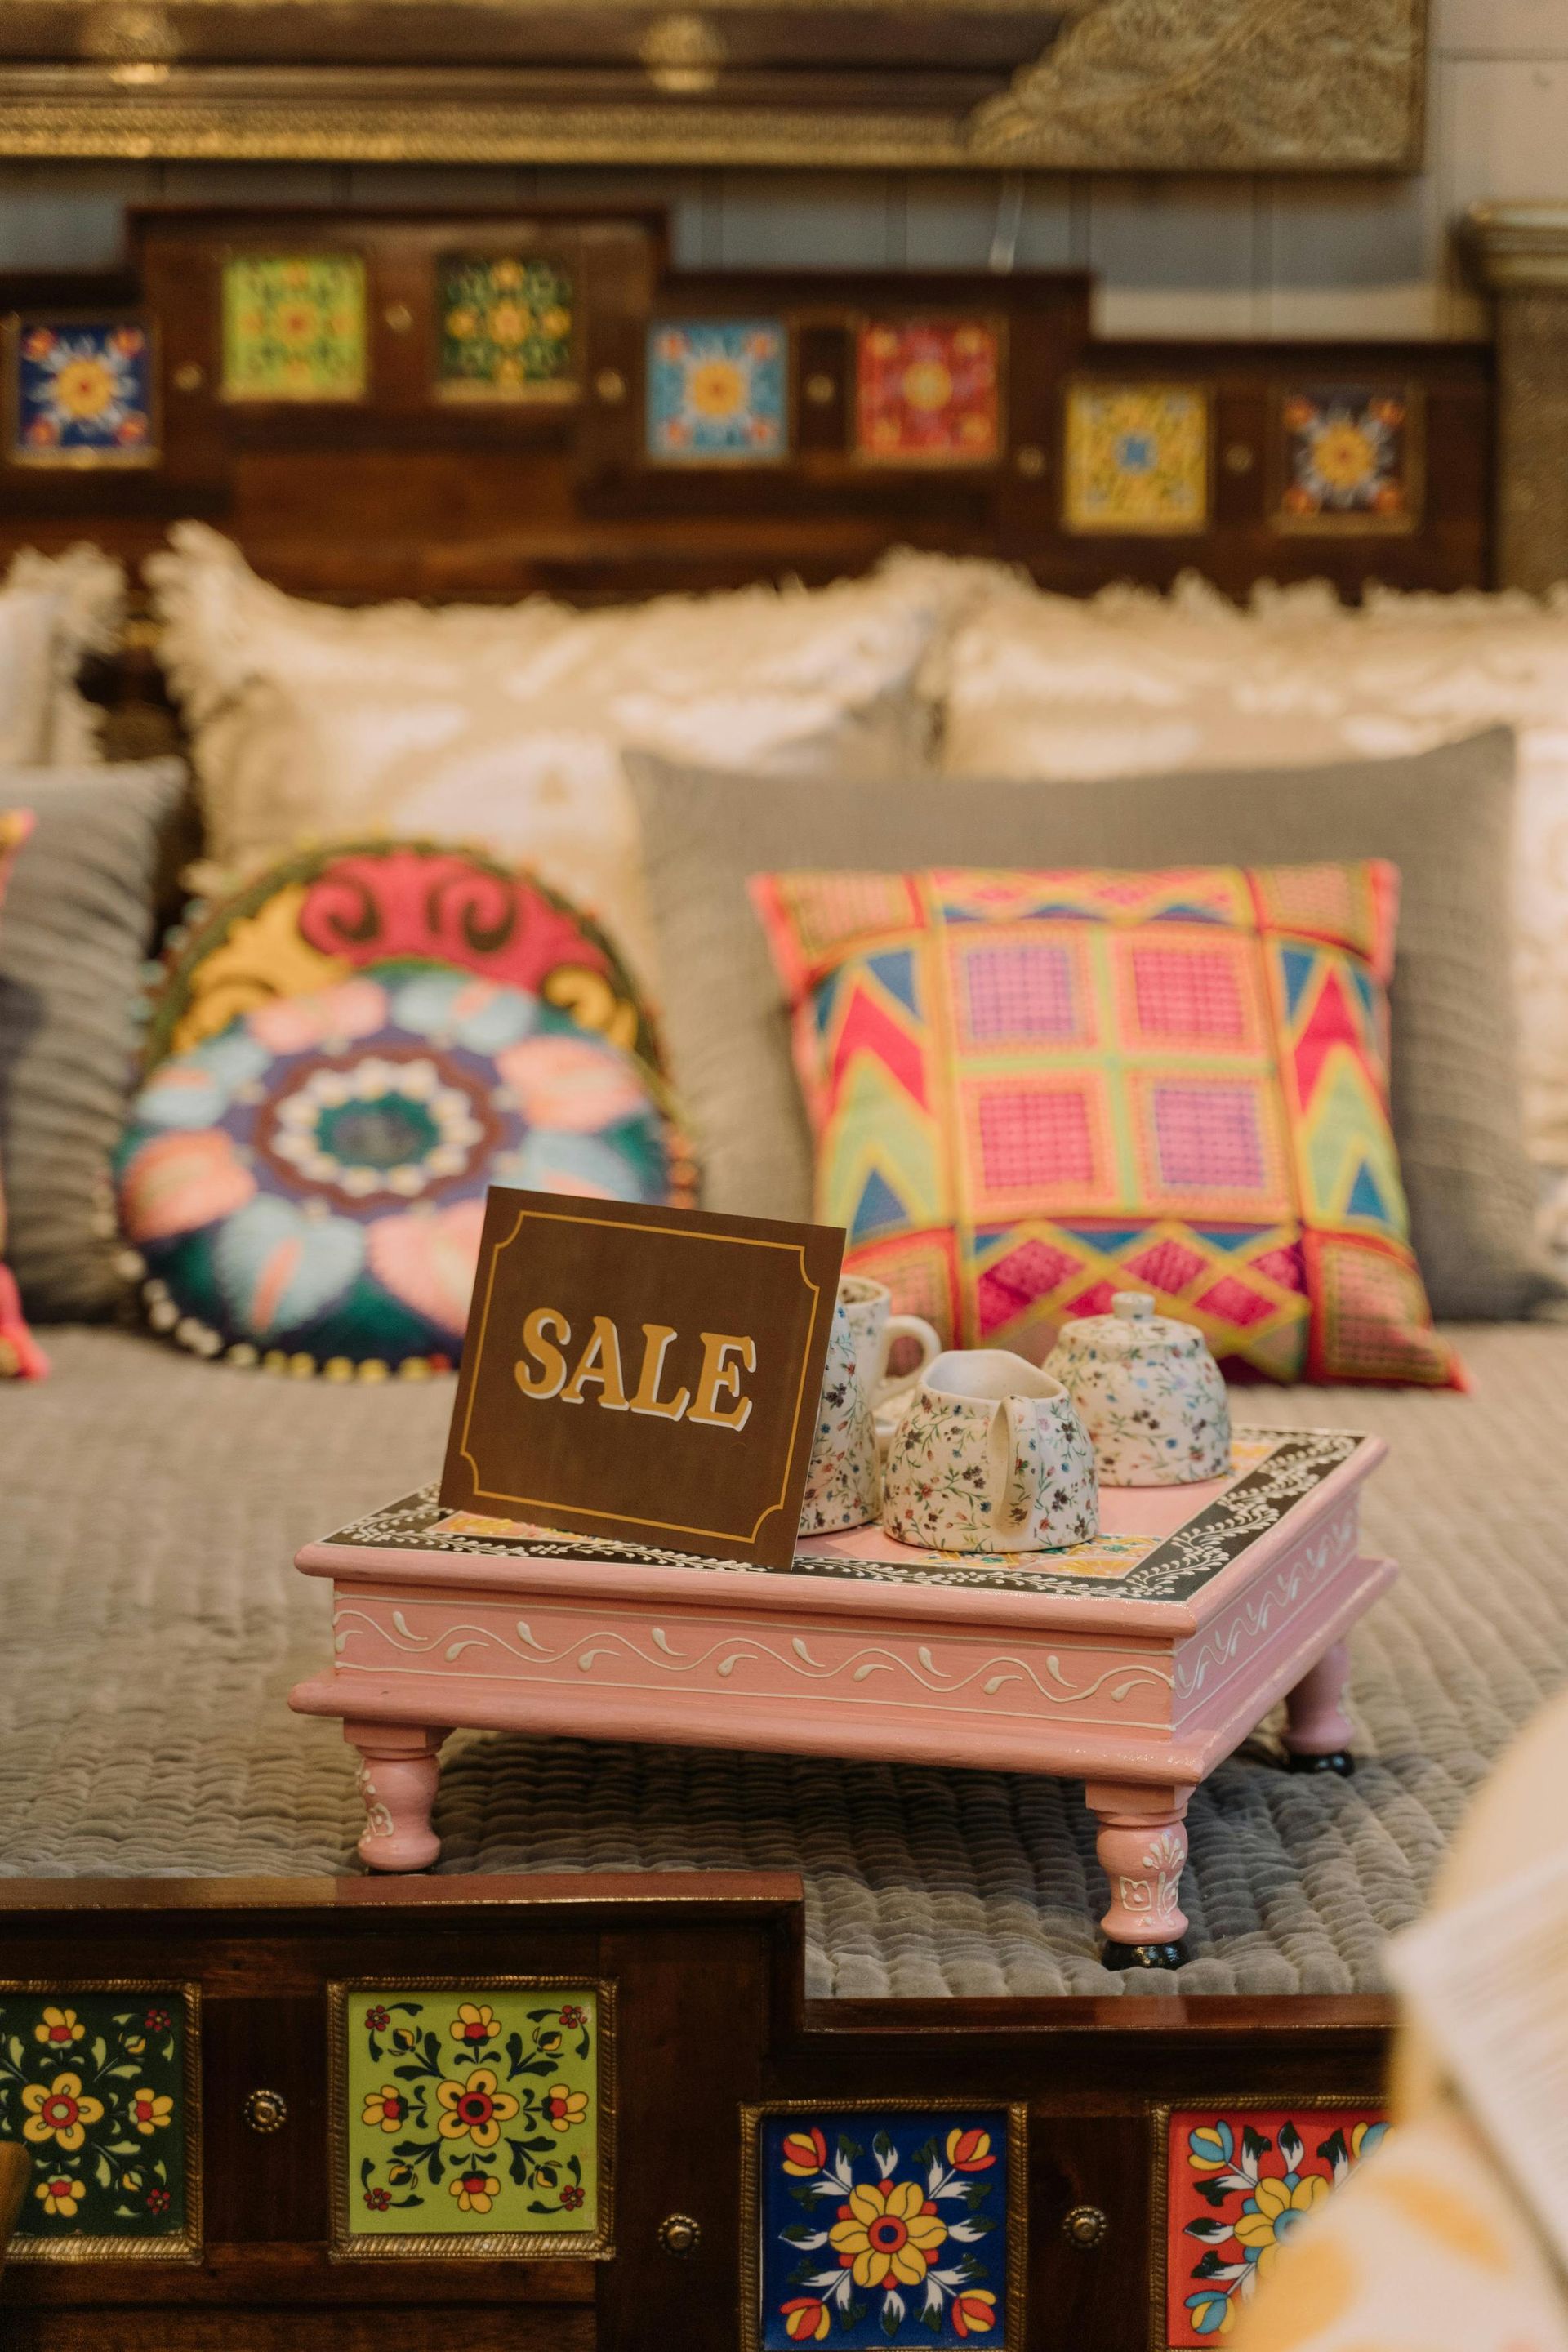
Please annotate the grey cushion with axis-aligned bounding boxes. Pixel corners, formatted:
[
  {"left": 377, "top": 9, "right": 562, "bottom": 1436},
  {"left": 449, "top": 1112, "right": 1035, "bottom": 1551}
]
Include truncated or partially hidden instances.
[
  {"left": 629, "top": 727, "right": 1552, "bottom": 1323},
  {"left": 0, "top": 760, "right": 189, "bottom": 1318}
]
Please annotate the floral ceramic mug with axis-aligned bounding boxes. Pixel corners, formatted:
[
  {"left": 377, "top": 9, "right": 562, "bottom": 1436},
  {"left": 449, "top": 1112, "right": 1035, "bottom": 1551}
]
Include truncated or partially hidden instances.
[
  {"left": 880, "top": 1349, "right": 1099, "bottom": 1553},
  {"left": 798, "top": 1300, "right": 881, "bottom": 1539},
  {"left": 836, "top": 1274, "right": 942, "bottom": 1446}
]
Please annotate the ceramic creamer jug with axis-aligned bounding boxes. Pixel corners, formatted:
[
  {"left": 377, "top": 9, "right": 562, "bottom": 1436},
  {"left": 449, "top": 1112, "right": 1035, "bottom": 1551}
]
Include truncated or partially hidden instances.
[
  {"left": 880, "top": 1349, "right": 1098, "bottom": 1552},
  {"left": 1049, "top": 1291, "right": 1231, "bottom": 1487}
]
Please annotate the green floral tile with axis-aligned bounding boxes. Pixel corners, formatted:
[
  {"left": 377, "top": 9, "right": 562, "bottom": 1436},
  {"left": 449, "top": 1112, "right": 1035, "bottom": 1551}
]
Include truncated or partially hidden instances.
[
  {"left": 337, "top": 1984, "right": 612, "bottom": 2256},
  {"left": 222, "top": 254, "right": 368, "bottom": 403},
  {"left": 0, "top": 1988, "right": 197, "bottom": 2256},
  {"left": 436, "top": 255, "right": 576, "bottom": 400}
]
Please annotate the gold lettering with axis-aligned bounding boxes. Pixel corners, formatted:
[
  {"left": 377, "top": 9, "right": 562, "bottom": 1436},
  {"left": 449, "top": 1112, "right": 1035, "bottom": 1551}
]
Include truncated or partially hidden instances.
[
  {"left": 628, "top": 1323, "right": 691, "bottom": 1422},
  {"left": 687, "top": 1331, "right": 756, "bottom": 1432},
  {"left": 560, "top": 1315, "right": 630, "bottom": 1411},
  {"left": 514, "top": 1307, "right": 570, "bottom": 1399}
]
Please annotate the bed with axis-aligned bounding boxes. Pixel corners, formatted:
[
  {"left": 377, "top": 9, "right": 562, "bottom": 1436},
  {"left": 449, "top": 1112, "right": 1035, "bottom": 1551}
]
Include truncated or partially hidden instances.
[{"left": 0, "top": 201, "right": 1552, "bottom": 2350}]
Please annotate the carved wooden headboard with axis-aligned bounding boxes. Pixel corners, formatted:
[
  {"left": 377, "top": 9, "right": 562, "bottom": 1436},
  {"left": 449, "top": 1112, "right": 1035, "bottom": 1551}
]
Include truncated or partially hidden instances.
[{"left": 0, "top": 200, "right": 1491, "bottom": 620}]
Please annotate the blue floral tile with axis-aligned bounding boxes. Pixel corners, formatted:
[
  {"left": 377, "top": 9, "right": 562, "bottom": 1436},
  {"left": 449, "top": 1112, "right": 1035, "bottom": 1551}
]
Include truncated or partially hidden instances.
[
  {"left": 751, "top": 2108, "right": 1018, "bottom": 2347},
  {"left": 11, "top": 317, "right": 157, "bottom": 467},
  {"left": 646, "top": 319, "right": 788, "bottom": 463},
  {"left": 1276, "top": 385, "right": 1421, "bottom": 532}
]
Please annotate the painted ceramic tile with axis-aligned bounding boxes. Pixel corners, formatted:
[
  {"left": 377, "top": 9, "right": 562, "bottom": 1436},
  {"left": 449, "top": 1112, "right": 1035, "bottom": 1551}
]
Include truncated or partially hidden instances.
[
  {"left": 11, "top": 317, "right": 156, "bottom": 467},
  {"left": 436, "top": 255, "right": 576, "bottom": 401},
  {"left": 1063, "top": 382, "right": 1210, "bottom": 534},
  {"left": 646, "top": 319, "right": 788, "bottom": 463},
  {"left": 1277, "top": 385, "right": 1420, "bottom": 530},
  {"left": 856, "top": 319, "right": 1001, "bottom": 465},
  {"left": 339, "top": 1984, "right": 608, "bottom": 2252},
  {"left": 0, "top": 1988, "right": 195, "bottom": 2255},
  {"left": 753, "top": 2108, "right": 1016, "bottom": 2347},
  {"left": 222, "top": 254, "right": 368, "bottom": 403},
  {"left": 1162, "top": 2106, "right": 1389, "bottom": 2344}
]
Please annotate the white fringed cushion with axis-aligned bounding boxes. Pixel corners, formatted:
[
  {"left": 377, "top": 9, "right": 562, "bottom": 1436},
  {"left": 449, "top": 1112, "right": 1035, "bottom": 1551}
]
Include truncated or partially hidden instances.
[
  {"left": 147, "top": 526, "right": 973, "bottom": 985},
  {"left": 0, "top": 545, "right": 124, "bottom": 767},
  {"left": 935, "top": 573, "right": 1568, "bottom": 1173}
]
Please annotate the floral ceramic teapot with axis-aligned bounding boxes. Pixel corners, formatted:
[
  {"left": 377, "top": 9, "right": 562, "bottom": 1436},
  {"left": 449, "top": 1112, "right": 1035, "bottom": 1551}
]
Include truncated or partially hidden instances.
[{"left": 1047, "top": 1291, "right": 1231, "bottom": 1487}]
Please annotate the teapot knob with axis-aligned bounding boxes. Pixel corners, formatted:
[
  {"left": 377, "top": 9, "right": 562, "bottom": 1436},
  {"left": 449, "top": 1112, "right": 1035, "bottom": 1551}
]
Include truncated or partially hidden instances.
[{"left": 1111, "top": 1290, "right": 1155, "bottom": 1320}]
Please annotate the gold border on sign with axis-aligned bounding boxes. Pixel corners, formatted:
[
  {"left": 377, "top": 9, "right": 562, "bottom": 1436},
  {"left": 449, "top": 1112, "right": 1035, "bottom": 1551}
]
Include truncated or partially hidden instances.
[
  {"left": 740, "top": 2098, "right": 1028, "bottom": 2352},
  {"left": 1059, "top": 374, "right": 1215, "bottom": 537},
  {"left": 1268, "top": 380, "right": 1425, "bottom": 537},
  {"left": 456, "top": 1205, "right": 826, "bottom": 1542},
  {"left": 1149, "top": 2094, "right": 1389, "bottom": 2352},
  {"left": 3, "top": 310, "right": 162, "bottom": 468},
  {"left": 848, "top": 310, "right": 1009, "bottom": 470},
  {"left": 327, "top": 1975, "right": 617, "bottom": 2261},
  {"left": 2, "top": 1980, "right": 203, "bottom": 2265}
]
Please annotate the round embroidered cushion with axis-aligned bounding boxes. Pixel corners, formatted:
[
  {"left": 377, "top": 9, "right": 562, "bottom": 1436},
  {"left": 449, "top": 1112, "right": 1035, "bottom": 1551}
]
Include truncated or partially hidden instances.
[
  {"left": 115, "top": 963, "right": 693, "bottom": 1374},
  {"left": 141, "top": 838, "right": 657, "bottom": 1077}
]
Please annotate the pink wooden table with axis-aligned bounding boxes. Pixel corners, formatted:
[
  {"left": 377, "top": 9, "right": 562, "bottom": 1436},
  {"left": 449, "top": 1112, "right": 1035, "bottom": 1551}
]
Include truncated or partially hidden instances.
[{"left": 291, "top": 1427, "right": 1393, "bottom": 1969}]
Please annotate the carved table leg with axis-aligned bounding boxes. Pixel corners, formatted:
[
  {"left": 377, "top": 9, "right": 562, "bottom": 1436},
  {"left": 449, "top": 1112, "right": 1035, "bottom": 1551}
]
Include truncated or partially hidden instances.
[
  {"left": 345, "top": 1722, "right": 445, "bottom": 1871},
  {"left": 1085, "top": 1782, "right": 1191, "bottom": 1971},
  {"left": 1282, "top": 1639, "right": 1356, "bottom": 1776}
]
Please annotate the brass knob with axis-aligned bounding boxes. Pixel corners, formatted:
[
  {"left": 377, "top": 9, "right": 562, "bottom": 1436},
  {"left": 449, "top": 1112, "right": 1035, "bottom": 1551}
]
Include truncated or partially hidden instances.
[
  {"left": 658, "top": 2211, "right": 701, "bottom": 2256},
  {"left": 1223, "top": 442, "right": 1255, "bottom": 475},
  {"left": 1014, "top": 443, "right": 1045, "bottom": 478},
  {"left": 804, "top": 372, "right": 835, "bottom": 408},
  {"left": 384, "top": 301, "right": 413, "bottom": 333},
  {"left": 1063, "top": 2203, "right": 1107, "bottom": 2249},
  {"left": 243, "top": 2087, "right": 287, "bottom": 2134},
  {"left": 172, "top": 362, "right": 204, "bottom": 393},
  {"left": 595, "top": 368, "right": 627, "bottom": 405}
]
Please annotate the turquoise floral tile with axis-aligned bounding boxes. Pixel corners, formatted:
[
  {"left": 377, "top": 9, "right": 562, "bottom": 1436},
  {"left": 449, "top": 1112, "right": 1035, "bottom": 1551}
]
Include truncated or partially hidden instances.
[
  {"left": 646, "top": 319, "right": 788, "bottom": 463},
  {"left": 334, "top": 1982, "right": 613, "bottom": 2256},
  {"left": 749, "top": 2106, "right": 1021, "bottom": 2347},
  {"left": 0, "top": 1987, "right": 198, "bottom": 2257}
]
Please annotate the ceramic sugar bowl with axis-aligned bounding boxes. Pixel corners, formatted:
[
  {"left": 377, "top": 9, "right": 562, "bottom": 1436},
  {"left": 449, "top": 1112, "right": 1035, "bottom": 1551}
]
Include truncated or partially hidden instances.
[{"left": 1049, "top": 1291, "right": 1231, "bottom": 1487}]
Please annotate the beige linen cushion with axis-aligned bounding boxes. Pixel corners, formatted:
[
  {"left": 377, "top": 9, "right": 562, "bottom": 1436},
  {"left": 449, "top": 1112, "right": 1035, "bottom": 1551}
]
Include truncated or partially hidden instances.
[
  {"left": 933, "top": 572, "right": 1568, "bottom": 1176},
  {"left": 628, "top": 728, "right": 1554, "bottom": 1323},
  {"left": 0, "top": 544, "right": 123, "bottom": 766},
  {"left": 146, "top": 524, "right": 973, "bottom": 986}
]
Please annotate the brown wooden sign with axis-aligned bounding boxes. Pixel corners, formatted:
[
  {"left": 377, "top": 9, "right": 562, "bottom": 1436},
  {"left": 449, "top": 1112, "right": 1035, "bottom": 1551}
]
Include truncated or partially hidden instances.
[{"left": 439, "top": 1189, "right": 844, "bottom": 1568}]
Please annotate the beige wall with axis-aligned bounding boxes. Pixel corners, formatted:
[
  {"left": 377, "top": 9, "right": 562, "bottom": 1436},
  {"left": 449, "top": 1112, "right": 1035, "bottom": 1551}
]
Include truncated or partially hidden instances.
[{"left": 1, "top": 0, "right": 1565, "bottom": 337}]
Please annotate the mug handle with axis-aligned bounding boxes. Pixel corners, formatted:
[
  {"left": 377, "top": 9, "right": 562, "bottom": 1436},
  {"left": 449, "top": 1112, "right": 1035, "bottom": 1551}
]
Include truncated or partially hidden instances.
[
  {"left": 875, "top": 1314, "right": 942, "bottom": 1406},
  {"left": 991, "top": 1395, "right": 1040, "bottom": 1536}
]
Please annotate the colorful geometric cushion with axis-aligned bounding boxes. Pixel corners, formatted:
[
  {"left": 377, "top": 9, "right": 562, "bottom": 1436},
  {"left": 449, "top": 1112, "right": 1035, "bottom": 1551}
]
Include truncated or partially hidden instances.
[
  {"left": 750, "top": 864, "right": 1459, "bottom": 1388},
  {"left": 115, "top": 962, "right": 694, "bottom": 1376},
  {"left": 0, "top": 811, "right": 47, "bottom": 1379},
  {"left": 142, "top": 837, "right": 658, "bottom": 1078}
]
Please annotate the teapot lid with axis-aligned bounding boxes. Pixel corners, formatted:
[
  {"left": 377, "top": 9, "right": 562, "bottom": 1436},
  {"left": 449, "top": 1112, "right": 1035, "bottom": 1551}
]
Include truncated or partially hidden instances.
[{"left": 1054, "top": 1288, "right": 1207, "bottom": 1357}]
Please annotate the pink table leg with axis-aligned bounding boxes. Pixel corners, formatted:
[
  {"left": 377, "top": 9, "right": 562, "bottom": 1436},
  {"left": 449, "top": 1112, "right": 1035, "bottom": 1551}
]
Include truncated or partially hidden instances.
[
  {"left": 1085, "top": 1782, "right": 1191, "bottom": 1972},
  {"left": 1282, "top": 1639, "right": 1356, "bottom": 1777},
  {"left": 345, "top": 1722, "right": 445, "bottom": 1871}
]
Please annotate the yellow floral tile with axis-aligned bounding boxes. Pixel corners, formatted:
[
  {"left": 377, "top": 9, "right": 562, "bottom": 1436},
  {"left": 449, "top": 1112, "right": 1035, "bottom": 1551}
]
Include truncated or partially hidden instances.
[
  {"left": 334, "top": 1983, "right": 612, "bottom": 2256},
  {"left": 1063, "top": 381, "right": 1210, "bottom": 535}
]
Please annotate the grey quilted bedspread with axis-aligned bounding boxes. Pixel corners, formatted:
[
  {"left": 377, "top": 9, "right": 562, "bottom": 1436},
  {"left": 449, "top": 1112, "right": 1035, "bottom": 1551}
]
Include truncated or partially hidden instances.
[{"left": 5, "top": 1325, "right": 1566, "bottom": 1999}]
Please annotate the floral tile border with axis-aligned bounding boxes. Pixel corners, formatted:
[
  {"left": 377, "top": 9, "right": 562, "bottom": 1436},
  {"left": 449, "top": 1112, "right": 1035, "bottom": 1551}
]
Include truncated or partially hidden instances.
[
  {"left": 0, "top": 1983, "right": 201, "bottom": 2263},
  {"left": 328, "top": 1978, "right": 615, "bottom": 2260},
  {"left": 1152, "top": 2099, "right": 1390, "bottom": 2347},
  {"left": 742, "top": 2101, "right": 1027, "bottom": 2350}
]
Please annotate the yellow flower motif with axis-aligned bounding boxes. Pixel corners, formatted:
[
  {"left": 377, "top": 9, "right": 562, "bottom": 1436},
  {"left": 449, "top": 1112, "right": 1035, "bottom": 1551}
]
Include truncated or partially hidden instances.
[
  {"left": 487, "top": 301, "right": 531, "bottom": 348},
  {"left": 434, "top": 2066, "right": 519, "bottom": 2149},
  {"left": 35, "top": 2174, "right": 82, "bottom": 2217},
  {"left": 1233, "top": 2173, "right": 1330, "bottom": 2276},
  {"left": 490, "top": 260, "right": 524, "bottom": 290},
  {"left": 360, "top": 2086, "right": 409, "bottom": 2135},
  {"left": 827, "top": 2178, "right": 948, "bottom": 2289},
  {"left": 1310, "top": 421, "right": 1377, "bottom": 493},
  {"left": 127, "top": 2087, "right": 173, "bottom": 2136},
  {"left": 542, "top": 2084, "right": 589, "bottom": 2134},
  {"left": 449, "top": 2002, "right": 498, "bottom": 2048},
  {"left": 446, "top": 305, "right": 479, "bottom": 341},
  {"left": 52, "top": 358, "right": 117, "bottom": 421},
  {"left": 22, "top": 2072, "right": 105, "bottom": 2152},
  {"left": 34, "top": 2007, "right": 83, "bottom": 2049},
  {"left": 541, "top": 306, "right": 571, "bottom": 341},
  {"left": 448, "top": 2167, "right": 498, "bottom": 2214},
  {"left": 688, "top": 359, "right": 745, "bottom": 420}
]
